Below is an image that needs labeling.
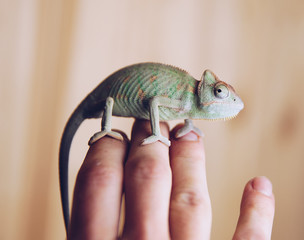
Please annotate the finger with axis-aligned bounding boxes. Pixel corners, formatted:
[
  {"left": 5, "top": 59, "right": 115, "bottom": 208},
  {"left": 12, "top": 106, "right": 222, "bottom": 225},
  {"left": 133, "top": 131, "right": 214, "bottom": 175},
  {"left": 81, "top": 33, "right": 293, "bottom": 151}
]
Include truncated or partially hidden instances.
[
  {"left": 169, "top": 124, "right": 212, "bottom": 240},
  {"left": 233, "top": 176, "right": 275, "bottom": 240},
  {"left": 69, "top": 134, "right": 128, "bottom": 240},
  {"left": 122, "top": 120, "right": 172, "bottom": 239}
]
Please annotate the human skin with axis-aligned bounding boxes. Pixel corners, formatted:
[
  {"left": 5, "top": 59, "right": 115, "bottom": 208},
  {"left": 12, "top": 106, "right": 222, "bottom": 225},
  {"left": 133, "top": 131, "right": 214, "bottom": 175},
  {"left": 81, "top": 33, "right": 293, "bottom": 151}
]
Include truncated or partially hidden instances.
[{"left": 68, "top": 120, "right": 275, "bottom": 240}]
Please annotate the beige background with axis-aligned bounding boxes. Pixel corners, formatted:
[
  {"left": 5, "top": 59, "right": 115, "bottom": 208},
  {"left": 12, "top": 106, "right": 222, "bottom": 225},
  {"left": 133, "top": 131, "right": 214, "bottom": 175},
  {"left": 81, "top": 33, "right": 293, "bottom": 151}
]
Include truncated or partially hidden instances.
[{"left": 1, "top": 0, "right": 304, "bottom": 239}]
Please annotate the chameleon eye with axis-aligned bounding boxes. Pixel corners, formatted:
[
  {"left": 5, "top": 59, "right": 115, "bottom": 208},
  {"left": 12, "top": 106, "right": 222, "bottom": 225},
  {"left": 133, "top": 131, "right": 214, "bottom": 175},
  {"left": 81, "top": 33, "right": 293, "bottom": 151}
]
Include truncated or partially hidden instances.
[{"left": 214, "top": 84, "right": 229, "bottom": 99}]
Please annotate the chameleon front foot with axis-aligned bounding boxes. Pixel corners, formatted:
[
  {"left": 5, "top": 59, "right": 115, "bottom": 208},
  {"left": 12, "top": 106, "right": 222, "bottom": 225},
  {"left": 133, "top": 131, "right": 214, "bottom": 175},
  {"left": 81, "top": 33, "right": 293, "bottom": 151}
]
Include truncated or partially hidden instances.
[
  {"left": 89, "top": 130, "right": 124, "bottom": 145},
  {"left": 175, "top": 119, "right": 203, "bottom": 138},
  {"left": 141, "top": 134, "right": 171, "bottom": 147}
]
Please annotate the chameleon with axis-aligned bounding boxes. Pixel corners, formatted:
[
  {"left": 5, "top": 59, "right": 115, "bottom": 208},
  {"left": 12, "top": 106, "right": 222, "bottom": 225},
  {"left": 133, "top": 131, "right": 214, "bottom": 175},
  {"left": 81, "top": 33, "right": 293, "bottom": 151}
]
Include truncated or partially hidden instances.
[{"left": 59, "top": 62, "right": 244, "bottom": 234}]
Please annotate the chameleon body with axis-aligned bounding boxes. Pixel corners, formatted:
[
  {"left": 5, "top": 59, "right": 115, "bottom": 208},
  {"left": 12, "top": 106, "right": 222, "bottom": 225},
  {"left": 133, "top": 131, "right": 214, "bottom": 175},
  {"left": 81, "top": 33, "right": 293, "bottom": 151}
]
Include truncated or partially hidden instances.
[{"left": 59, "top": 62, "right": 244, "bottom": 234}]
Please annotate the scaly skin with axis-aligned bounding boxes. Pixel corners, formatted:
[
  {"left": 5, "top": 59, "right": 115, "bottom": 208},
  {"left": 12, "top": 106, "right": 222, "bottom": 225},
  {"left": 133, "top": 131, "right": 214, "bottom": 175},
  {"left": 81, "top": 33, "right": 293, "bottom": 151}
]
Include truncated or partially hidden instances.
[{"left": 59, "top": 62, "right": 244, "bottom": 235}]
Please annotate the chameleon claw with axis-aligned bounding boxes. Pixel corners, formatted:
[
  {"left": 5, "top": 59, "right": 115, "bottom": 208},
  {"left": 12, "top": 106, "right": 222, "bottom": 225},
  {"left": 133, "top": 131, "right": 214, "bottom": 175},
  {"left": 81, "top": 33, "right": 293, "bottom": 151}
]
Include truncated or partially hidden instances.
[
  {"left": 141, "top": 134, "right": 171, "bottom": 147},
  {"left": 175, "top": 120, "right": 204, "bottom": 138},
  {"left": 89, "top": 130, "right": 124, "bottom": 145}
]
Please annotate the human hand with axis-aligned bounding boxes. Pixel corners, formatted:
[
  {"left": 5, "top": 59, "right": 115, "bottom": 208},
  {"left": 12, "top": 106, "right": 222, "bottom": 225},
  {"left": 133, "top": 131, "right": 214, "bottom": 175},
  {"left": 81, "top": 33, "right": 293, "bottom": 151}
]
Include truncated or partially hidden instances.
[{"left": 68, "top": 120, "right": 275, "bottom": 239}]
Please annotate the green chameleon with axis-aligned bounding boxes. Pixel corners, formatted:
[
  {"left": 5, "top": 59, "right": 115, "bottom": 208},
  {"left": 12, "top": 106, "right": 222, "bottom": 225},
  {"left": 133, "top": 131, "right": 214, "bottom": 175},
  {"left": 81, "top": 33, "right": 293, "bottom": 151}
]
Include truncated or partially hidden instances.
[{"left": 59, "top": 62, "right": 244, "bottom": 233}]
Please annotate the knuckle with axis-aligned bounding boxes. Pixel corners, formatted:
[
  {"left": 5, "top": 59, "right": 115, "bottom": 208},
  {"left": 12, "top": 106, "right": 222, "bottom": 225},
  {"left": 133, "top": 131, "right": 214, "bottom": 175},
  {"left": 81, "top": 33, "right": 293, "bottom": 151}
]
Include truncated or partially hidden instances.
[
  {"left": 242, "top": 194, "right": 275, "bottom": 218},
  {"left": 171, "top": 189, "right": 210, "bottom": 209},
  {"left": 126, "top": 157, "right": 170, "bottom": 180}
]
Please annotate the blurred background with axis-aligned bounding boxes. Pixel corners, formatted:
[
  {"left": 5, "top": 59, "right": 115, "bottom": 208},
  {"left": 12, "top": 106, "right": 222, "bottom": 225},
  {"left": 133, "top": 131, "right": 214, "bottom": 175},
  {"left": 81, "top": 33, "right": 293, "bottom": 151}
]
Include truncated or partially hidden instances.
[{"left": 1, "top": 0, "right": 304, "bottom": 239}]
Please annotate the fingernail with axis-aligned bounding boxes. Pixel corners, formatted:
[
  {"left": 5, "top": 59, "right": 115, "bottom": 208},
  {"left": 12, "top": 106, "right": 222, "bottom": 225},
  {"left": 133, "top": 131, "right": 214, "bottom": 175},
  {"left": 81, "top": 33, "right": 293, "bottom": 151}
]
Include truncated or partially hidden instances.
[
  {"left": 252, "top": 176, "right": 273, "bottom": 197},
  {"left": 178, "top": 131, "right": 199, "bottom": 141}
]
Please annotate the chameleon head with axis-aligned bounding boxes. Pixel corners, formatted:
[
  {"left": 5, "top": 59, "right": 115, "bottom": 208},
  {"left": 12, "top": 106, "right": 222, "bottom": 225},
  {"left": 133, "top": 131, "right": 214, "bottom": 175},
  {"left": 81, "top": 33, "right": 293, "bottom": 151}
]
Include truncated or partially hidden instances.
[{"left": 197, "top": 70, "right": 244, "bottom": 120}]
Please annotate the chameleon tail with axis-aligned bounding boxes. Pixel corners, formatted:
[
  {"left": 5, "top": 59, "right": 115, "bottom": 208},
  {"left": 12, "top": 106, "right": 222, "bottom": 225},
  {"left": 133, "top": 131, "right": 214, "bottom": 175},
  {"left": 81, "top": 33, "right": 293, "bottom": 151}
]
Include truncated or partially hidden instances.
[
  {"left": 59, "top": 97, "right": 103, "bottom": 235},
  {"left": 59, "top": 101, "right": 86, "bottom": 234}
]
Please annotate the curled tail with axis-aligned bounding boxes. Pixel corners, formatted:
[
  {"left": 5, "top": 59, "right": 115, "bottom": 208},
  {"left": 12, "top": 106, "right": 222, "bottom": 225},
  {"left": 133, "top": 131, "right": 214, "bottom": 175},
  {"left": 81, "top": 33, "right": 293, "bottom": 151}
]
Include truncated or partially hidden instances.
[{"left": 59, "top": 96, "right": 104, "bottom": 235}]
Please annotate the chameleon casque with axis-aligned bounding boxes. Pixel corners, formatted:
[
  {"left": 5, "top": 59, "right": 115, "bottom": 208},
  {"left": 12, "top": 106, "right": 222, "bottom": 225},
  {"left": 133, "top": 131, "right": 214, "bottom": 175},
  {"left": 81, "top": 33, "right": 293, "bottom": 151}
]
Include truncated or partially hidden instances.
[{"left": 59, "top": 62, "right": 244, "bottom": 234}]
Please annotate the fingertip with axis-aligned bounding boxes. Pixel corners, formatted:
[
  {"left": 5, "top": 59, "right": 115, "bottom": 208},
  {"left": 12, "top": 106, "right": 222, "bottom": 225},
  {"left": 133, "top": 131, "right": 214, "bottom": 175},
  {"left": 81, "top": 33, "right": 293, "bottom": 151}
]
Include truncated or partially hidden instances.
[
  {"left": 169, "top": 124, "right": 205, "bottom": 161},
  {"left": 241, "top": 176, "right": 275, "bottom": 214},
  {"left": 250, "top": 176, "right": 273, "bottom": 197},
  {"left": 242, "top": 176, "right": 274, "bottom": 205},
  {"left": 85, "top": 134, "right": 129, "bottom": 167}
]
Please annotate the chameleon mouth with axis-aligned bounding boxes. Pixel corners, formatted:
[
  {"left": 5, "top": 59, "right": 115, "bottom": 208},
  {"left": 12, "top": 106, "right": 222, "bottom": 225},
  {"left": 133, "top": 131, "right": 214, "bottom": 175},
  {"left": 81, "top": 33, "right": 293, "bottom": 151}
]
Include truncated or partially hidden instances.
[{"left": 206, "top": 114, "right": 237, "bottom": 121}]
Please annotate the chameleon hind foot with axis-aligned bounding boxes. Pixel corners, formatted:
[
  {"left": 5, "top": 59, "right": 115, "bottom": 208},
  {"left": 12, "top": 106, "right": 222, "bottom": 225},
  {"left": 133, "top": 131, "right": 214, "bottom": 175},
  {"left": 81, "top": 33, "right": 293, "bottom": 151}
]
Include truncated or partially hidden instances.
[
  {"left": 175, "top": 119, "right": 203, "bottom": 138},
  {"left": 89, "top": 97, "right": 125, "bottom": 145},
  {"left": 141, "top": 134, "right": 171, "bottom": 147},
  {"left": 89, "top": 130, "right": 124, "bottom": 145}
]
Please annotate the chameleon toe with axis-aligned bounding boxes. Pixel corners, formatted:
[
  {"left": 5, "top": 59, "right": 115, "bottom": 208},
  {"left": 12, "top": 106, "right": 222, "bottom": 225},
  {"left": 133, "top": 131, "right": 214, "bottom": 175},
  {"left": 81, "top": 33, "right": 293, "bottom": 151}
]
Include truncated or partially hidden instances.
[
  {"left": 88, "top": 130, "right": 124, "bottom": 145},
  {"left": 141, "top": 134, "right": 171, "bottom": 147},
  {"left": 106, "top": 131, "right": 124, "bottom": 141},
  {"left": 89, "top": 131, "right": 107, "bottom": 145},
  {"left": 175, "top": 121, "right": 203, "bottom": 138}
]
